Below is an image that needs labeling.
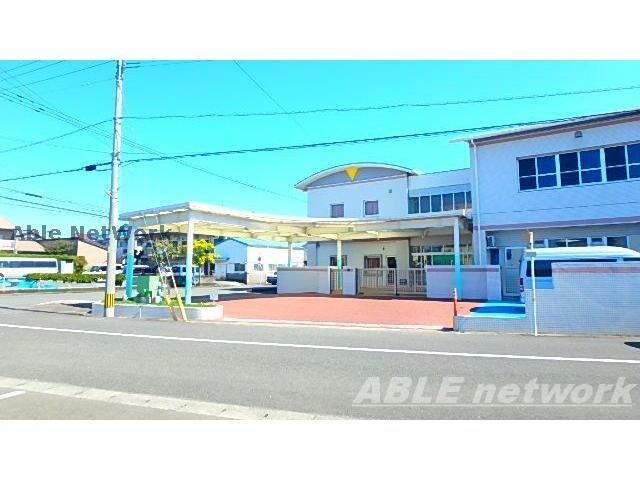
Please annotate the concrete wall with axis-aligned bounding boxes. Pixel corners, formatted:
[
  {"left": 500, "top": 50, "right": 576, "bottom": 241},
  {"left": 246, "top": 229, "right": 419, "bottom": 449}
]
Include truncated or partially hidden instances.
[
  {"left": 277, "top": 267, "right": 330, "bottom": 295},
  {"left": 525, "top": 262, "right": 640, "bottom": 335},
  {"left": 426, "top": 265, "right": 501, "bottom": 301}
]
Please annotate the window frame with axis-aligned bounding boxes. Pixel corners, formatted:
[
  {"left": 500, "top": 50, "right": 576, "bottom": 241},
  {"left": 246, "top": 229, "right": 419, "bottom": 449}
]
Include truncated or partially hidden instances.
[
  {"left": 330, "top": 203, "right": 345, "bottom": 218},
  {"left": 363, "top": 200, "right": 379, "bottom": 216},
  {"left": 517, "top": 141, "right": 640, "bottom": 193}
]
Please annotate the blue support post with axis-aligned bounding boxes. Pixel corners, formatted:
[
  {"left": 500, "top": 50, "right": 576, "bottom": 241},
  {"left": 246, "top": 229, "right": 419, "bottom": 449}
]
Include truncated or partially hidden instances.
[
  {"left": 453, "top": 217, "right": 463, "bottom": 300},
  {"left": 184, "top": 218, "right": 194, "bottom": 304},
  {"left": 125, "top": 224, "right": 136, "bottom": 299}
]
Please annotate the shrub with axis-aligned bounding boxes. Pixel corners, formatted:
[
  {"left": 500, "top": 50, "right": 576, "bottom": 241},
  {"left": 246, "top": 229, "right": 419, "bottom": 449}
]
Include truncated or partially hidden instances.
[{"left": 25, "top": 273, "right": 125, "bottom": 285}]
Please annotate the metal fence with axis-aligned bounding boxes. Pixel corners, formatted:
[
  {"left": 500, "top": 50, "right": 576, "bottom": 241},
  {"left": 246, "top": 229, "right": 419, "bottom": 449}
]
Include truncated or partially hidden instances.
[{"left": 357, "top": 268, "right": 426, "bottom": 296}]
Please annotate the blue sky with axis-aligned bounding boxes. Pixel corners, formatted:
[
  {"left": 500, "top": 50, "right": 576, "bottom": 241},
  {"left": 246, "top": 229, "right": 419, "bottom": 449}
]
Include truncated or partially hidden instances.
[{"left": 1, "top": 60, "right": 640, "bottom": 232}]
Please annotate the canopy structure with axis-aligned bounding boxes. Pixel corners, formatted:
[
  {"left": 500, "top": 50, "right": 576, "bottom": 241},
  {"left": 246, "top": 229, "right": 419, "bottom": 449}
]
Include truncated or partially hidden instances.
[{"left": 120, "top": 201, "right": 472, "bottom": 302}]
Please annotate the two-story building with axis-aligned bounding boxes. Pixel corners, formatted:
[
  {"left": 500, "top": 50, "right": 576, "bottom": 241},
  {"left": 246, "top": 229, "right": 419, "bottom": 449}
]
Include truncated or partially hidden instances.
[
  {"left": 295, "top": 107, "right": 640, "bottom": 297},
  {"left": 297, "top": 163, "right": 473, "bottom": 272},
  {"left": 457, "top": 107, "right": 640, "bottom": 296}
]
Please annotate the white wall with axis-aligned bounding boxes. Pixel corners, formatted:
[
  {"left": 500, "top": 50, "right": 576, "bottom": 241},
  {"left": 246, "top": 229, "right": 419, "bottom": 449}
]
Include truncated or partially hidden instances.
[
  {"left": 426, "top": 265, "right": 501, "bottom": 301},
  {"left": 246, "top": 245, "right": 304, "bottom": 272},
  {"left": 408, "top": 168, "right": 470, "bottom": 190},
  {"left": 277, "top": 267, "right": 330, "bottom": 295},
  {"left": 524, "top": 262, "right": 640, "bottom": 335},
  {"left": 473, "top": 120, "right": 640, "bottom": 231},
  {"left": 215, "top": 240, "right": 305, "bottom": 273},
  {"left": 307, "top": 176, "right": 409, "bottom": 219}
]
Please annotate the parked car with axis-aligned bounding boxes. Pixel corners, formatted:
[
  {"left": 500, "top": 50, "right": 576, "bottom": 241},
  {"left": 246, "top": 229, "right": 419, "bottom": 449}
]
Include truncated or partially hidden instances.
[
  {"left": 171, "top": 265, "right": 202, "bottom": 286},
  {"left": 519, "top": 246, "right": 640, "bottom": 300},
  {"left": 267, "top": 272, "right": 277, "bottom": 285}
]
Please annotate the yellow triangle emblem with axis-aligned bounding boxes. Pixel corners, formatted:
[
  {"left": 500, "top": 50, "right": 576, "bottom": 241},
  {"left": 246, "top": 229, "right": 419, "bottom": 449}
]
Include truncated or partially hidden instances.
[{"left": 345, "top": 167, "right": 359, "bottom": 181}]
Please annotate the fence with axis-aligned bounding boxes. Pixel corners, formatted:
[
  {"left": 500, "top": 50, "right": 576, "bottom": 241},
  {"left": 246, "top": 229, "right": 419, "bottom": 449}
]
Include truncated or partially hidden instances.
[{"left": 357, "top": 268, "right": 426, "bottom": 296}]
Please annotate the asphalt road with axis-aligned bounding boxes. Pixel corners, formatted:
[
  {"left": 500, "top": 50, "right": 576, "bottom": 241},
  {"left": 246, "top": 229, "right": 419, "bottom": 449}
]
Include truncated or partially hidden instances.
[{"left": 1, "top": 290, "right": 639, "bottom": 419}]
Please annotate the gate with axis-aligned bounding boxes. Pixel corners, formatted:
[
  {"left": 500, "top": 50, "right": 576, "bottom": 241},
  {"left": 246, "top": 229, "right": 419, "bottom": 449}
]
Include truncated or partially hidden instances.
[
  {"left": 357, "top": 268, "right": 426, "bottom": 296},
  {"left": 330, "top": 268, "right": 343, "bottom": 294}
]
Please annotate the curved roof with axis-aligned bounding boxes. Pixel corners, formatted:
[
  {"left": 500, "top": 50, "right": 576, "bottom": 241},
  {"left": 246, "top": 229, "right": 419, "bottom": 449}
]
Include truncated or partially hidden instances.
[
  {"left": 295, "top": 163, "right": 421, "bottom": 191},
  {"left": 0, "top": 216, "right": 15, "bottom": 230}
]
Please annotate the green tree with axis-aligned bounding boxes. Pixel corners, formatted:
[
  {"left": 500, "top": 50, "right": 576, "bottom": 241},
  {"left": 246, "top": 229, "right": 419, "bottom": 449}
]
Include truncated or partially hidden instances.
[
  {"left": 44, "top": 240, "right": 72, "bottom": 255},
  {"left": 181, "top": 239, "right": 216, "bottom": 267},
  {"left": 149, "top": 239, "right": 181, "bottom": 265}
]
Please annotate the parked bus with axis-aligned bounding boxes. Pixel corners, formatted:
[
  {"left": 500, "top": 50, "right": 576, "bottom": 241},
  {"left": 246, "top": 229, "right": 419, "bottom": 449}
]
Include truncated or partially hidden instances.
[
  {"left": 519, "top": 246, "right": 640, "bottom": 299},
  {"left": 0, "top": 257, "right": 59, "bottom": 279}
]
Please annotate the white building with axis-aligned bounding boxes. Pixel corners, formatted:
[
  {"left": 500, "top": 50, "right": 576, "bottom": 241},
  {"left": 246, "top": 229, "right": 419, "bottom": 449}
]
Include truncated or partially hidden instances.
[
  {"left": 297, "top": 163, "right": 473, "bottom": 271},
  {"left": 457, "top": 107, "right": 640, "bottom": 296},
  {"left": 296, "top": 107, "right": 640, "bottom": 297},
  {"left": 214, "top": 238, "right": 305, "bottom": 283}
]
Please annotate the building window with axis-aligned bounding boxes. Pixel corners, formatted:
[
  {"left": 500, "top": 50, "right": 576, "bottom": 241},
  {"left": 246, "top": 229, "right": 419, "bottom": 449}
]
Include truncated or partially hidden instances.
[
  {"left": 559, "top": 152, "right": 580, "bottom": 186},
  {"left": 518, "top": 158, "right": 537, "bottom": 190},
  {"left": 408, "top": 197, "right": 419, "bottom": 214},
  {"left": 330, "top": 204, "right": 344, "bottom": 218},
  {"left": 465, "top": 191, "right": 472, "bottom": 208},
  {"left": 607, "top": 236, "right": 628, "bottom": 248},
  {"left": 234, "top": 263, "right": 246, "bottom": 272},
  {"left": 579, "top": 149, "right": 602, "bottom": 184},
  {"left": 364, "top": 200, "right": 379, "bottom": 216},
  {"left": 628, "top": 143, "right": 640, "bottom": 178},
  {"left": 420, "top": 196, "right": 430, "bottom": 213},
  {"left": 605, "top": 146, "right": 627, "bottom": 182},
  {"left": 430, "top": 195, "right": 442, "bottom": 212},
  {"left": 454, "top": 192, "right": 466, "bottom": 210},
  {"left": 329, "top": 255, "right": 347, "bottom": 266}
]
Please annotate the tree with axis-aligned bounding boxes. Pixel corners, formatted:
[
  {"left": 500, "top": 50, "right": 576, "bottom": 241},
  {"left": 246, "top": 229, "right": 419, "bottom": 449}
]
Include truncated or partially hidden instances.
[
  {"left": 44, "top": 240, "right": 72, "bottom": 255},
  {"left": 149, "top": 239, "right": 181, "bottom": 265},
  {"left": 181, "top": 239, "right": 216, "bottom": 267}
]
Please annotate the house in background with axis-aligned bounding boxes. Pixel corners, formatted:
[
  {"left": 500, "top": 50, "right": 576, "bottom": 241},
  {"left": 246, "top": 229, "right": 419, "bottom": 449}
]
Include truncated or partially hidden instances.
[
  {"left": 214, "top": 238, "right": 305, "bottom": 284},
  {"left": 0, "top": 215, "right": 47, "bottom": 254},
  {"left": 36, "top": 236, "right": 108, "bottom": 268}
]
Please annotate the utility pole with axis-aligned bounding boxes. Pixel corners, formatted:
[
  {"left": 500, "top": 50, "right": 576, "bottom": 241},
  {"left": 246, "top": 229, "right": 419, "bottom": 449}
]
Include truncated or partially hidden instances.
[{"left": 104, "top": 60, "right": 125, "bottom": 317}]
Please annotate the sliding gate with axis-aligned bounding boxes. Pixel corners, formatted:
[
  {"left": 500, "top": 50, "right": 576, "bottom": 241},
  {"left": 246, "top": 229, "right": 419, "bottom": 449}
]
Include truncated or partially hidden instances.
[{"left": 357, "top": 268, "right": 426, "bottom": 296}]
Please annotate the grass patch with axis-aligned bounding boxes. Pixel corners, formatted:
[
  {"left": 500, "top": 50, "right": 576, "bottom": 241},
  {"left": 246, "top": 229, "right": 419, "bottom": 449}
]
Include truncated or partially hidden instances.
[{"left": 117, "top": 299, "right": 218, "bottom": 307}]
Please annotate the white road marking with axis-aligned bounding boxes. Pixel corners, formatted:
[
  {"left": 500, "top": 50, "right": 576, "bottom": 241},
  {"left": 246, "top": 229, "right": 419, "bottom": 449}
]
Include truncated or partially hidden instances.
[
  {"left": 0, "top": 390, "right": 26, "bottom": 401},
  {"left": 0, "top": 322, "right": 639, "bottom": 365},
  {"left": 0, "top": 376, "right": 340, "bottom": 420}
]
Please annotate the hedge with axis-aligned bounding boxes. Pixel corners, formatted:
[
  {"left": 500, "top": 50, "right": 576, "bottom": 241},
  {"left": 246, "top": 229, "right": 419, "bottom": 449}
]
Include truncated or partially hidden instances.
[{"left": 25, "top": 273, "right": 125, "bottom": 285}]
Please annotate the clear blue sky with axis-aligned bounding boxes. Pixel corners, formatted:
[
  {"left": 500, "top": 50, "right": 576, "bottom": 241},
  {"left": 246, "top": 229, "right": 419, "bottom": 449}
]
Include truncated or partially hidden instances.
[{"left": 1, "top": 60, "right": 639, "bottom": 233}]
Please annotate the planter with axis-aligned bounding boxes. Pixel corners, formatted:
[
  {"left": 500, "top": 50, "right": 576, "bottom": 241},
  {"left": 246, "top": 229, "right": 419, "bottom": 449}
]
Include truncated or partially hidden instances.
[{"left": 91, "top": 302, "right": 224, "bottom": 321}]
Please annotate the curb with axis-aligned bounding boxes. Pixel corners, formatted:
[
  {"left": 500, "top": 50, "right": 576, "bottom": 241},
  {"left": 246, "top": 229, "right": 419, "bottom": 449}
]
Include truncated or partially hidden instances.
[{"left": 216, "top": 316, "right": 447, "bottom": 332}]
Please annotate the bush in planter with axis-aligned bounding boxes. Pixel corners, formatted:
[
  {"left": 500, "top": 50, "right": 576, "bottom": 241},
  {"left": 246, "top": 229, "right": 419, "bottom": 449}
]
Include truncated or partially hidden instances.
[{"left": 25, "top": 273, "right": 125, "bottom": 285}]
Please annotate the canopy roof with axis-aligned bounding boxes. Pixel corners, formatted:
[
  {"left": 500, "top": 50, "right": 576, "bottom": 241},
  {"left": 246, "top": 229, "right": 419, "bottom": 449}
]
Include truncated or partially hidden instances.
[{"left": 121, "top": 202, "right": 470, "bottom": 243}]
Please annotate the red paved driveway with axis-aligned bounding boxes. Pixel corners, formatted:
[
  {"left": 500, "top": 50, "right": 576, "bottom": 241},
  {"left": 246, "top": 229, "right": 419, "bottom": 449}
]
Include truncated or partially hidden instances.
[{"left": 219, "top": 294, "right": 480, "bottom": 328}]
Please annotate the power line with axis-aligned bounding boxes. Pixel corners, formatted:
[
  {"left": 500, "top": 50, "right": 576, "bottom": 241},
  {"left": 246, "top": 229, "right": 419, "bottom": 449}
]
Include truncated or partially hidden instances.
[
  {"left": 0, "top": 112, "right": 595, "bottom": 185},
  {"left": 5, "top": 60, "right": 65, "bottom": 79},
  {"left": 0, "top": 61, "right": 112, "bottom": 92},
  {"left": 122, "top": 83, "right": 640, "bottom": 120},
  {"left": 0, "top": 120, "right": 112, "bottom": 154},
  {"left": 0, "top": 185, "right": 107, "bottom": 214},
  {"left": 3, "top": 60, "right": 40, "bottom": 73},
  {"left": 232, "top": 60, "right": 307, "bottom": 134},
  {"left": 0, "top": 194, "right": 107, "bottom": 218},
  {"left": 125, "top": 60, "right": 202, "bottom": 69}
]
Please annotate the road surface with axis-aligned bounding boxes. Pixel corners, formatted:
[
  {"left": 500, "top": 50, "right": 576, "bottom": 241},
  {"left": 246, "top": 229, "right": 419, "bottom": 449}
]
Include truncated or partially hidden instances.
[{"left": 1, "top": 290, "right": 639, "bottom": 419}]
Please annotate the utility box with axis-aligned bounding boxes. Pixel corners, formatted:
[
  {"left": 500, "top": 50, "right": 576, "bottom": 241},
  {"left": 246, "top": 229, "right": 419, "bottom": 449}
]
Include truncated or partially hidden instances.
[{"left": 135, "top": 275, "right": 162, "bottom": 303}]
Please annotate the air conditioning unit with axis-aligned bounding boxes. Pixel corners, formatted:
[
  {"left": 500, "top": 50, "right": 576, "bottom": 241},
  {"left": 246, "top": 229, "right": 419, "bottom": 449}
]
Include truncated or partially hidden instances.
[{"left": 486, "top": 235, "right": 496, "bottom": 248}]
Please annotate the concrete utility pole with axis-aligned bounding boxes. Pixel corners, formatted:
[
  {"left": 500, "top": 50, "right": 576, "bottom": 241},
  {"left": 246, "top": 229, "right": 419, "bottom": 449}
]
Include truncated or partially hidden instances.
[{"left": 104, "top": 60, "right": 125, "bottom": 317}]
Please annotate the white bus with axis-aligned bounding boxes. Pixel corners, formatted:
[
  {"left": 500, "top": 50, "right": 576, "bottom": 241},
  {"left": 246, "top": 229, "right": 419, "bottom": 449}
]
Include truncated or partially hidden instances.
[{"left": 0, "top": 257, "right": 59, "bottom": 279}]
